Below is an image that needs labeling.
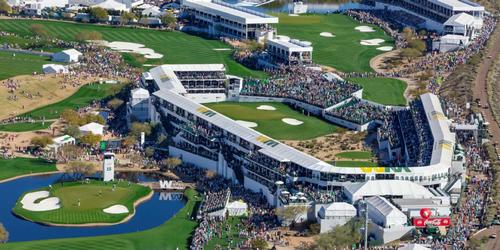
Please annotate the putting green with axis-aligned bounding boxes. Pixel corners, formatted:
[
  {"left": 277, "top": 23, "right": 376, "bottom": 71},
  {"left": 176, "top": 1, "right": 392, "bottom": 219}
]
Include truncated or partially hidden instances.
[
  {"left": 0, "top": 157, "right": 57, "bottom": 181},
  {"left": 274, "top": 13, "right": 394, "bottom": 73},
  {"left": 204, "top": 102, "right": 338, "bottom": 140},
  {"left": 347, "top": 77, "right": 407, "bottom": 106},
  {"left": 13, "top": 181, "right": 152, "bottom": 225},
  {"left": 0, "top": 19, "right": 266, "bottom": 78},
  {"left": 2, "top": 189, "right": 200, "bottom": 250},
  {"left": 335, "top": 151, "right": 372, "bottom": 160}
]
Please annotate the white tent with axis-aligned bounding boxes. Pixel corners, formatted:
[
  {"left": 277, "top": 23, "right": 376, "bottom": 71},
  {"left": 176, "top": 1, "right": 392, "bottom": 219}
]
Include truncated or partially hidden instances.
[
  {"left": 79, "top": 122, "right": 104, "bottom": 135},
  {"left": 43, "top": 64, "right": 69, "bottom": 74},
  {"left": 48, "top": 135, "right": 76, "bottom": 152},
  {"left": 52, "top": 49, "right": 82, "bottom": 63},
  {"left": 227, "top": 200, "right": 248, "bottom": 216},
  {"left": 398, "top": 244, "right": 431, "bottom": 250},
  {"left": 92, "top": 0, "right": 128, "bottom": 11},
  {"left": 141, "top": 6, "right": 162, "bottom": 17},
  {"left": 366, "top": 196, "right": 408, "bottom": 228}
]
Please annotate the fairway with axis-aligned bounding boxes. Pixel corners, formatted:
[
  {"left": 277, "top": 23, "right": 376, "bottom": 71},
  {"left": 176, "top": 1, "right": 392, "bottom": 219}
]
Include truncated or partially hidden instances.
[
  {"left": 0, "top": 157, "right": 57, "bottom": 181},
  {"left": 0, "top": 51, "right": 51, "bottom": 80},
  {"left": 13, "top": 181, "right": 152, "bottom": 225},
  {"left": 20, "top": 83, "right": 120, "bottom": 120},
  {"left": 348, "top": 77, "right": 407, "bottom": 106},
  {"left": 0, "top": 19, "right": 266, "bottom": 78},
  {"left": 335, "top": 151, "right": 372, "bottom": 160},
  {"left": 204, "top": 102, "right": 338, "bottom": 140},
  {"left": 274, "top": 14, "right": 394, "bottom": 72},
  {"left": 0, "top": 121, "right": 53, "bottom": 132},
  {"left": 2, "top": 189, "right": 200, "bottom": 250}
]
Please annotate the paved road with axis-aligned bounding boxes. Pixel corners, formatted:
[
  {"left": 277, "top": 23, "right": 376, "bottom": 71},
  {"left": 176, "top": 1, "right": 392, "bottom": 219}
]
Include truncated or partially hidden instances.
[{"left": 471, "top": 25, "right": 500, "bottom": 250}]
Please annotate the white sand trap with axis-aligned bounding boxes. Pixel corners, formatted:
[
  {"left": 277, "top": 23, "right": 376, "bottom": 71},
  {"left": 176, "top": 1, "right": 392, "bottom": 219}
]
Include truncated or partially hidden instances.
[
  {"left": 213, "top": 48, "right": 231, "bottom": 51},
  {"left": 377, "top": 46, "right": 393, "bottom": 51},
  {"left": 103, "top": 204, "right": 129, "bottom": 214},
  {"left": 289, "top": 14, "right": 299, "bottom": 16},
  {"left": 20, "top": 191, "right": 61, "bottom": 212},
  {"left": 282, "top": 118, "right": 304, "bottom": 126},
  {"left": 355, "top": 26, "right": 375, "bottom": 32},
  {"left": 105, "top": 41, "right": 164, "bottom": 59},
  {"left": 236, "top": 120, "right": 258, "bottom": 128},
  {"left": 320, "top": 32, "right": 335, "bottom": 37},
  {"left": 257, "top": 105, "right": 276, "bottom": 111},
  {"left": 360, "top": 38, "right": 385, "bottom": 46}
]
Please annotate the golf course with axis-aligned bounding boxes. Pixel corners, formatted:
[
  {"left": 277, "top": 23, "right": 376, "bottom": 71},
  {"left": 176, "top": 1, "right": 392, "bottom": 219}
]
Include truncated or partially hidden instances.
[
  {"left": 0, "top": 51, "right": 52, "bottom": 80},
  {"left": 204, "top": 102, "right": 339, "bottom": 140},
  {"left": 0, "top": 157, "right": 57, "bottom": 182},
  {"left": 13, "top": 180, "right": 152, "bottom": 225},
  {"left": 347, "top": 77, "right": 407, "bottom": 106}
]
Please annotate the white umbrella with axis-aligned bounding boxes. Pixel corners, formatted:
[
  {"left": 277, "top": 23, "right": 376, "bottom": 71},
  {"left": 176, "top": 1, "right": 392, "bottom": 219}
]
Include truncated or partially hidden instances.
[
  {"left": 296, "top": 192, "right": 305, "bottom": 196},
  {"left": 290, "top": 196, "right": 298, "bottom": 200},
  {"left": 281, "top": 190, "right": 290, "bottom": 195}
]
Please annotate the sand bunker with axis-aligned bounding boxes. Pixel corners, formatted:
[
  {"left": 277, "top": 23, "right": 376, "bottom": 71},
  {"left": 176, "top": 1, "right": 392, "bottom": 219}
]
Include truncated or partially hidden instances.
[
  {"left": 103, "top": 204, "right": 129, "bottom": 214},
  {"left": 104, "top": 41, "right": 164, "bottom": 59},
  {"left": 20, "top": 191, "right": 61, "bottom": 212},
  {"left": 355, "top": 26, "right": 375, "bottom": 32},
  {"left": 236, "top": 120, "right": 258, "bottom": 128},
  {"left": 320, "top": 32, "right": 335, "bottom": 37},
  {"left": 289, "top": 14, "right": 299, "bottom": 16},
  {"left": 213, "top": 48, "right": 231, "bottom": 51},
  {"left": 256, "top": 105, "right": 276, "bottom": 111},
  {"left": 377, "top": 46, "right": 393, "bottom": 51},
  {"left": 360, "top": 39, "right": 385, "bottom": 46},
  {"left": 282, "top": 118, "right": 303, "bottom": 126}
]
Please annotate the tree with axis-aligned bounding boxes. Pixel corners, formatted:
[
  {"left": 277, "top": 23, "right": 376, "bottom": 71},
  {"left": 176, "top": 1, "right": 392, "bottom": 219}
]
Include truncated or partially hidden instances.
[
  {"left": 400, "top": 48, "right": 421, "bottom": 59},
  {"left": 65, "top": 161, "right": 96, "bottom": 180},
  {"left": 82, "top": 113, "right": 105, "bottom": 125},
  {"left": 122, "top": 135, "right": 137, "bottom": 148},
  {"left": 80, "top": 134, "right": 102, "bottom": 147},
  {"left": 250, "top": 237, "right": 268, "bottom": 250},
  {"left": 61, "top": 109, "right": 81, "bottom": 125},
  {"left": 130, "top": 122, "right": 152, "bottom": 138},
  {"left": 144, "top": 146, "right": 155, "bottom": 157},
  {"left": 90, "top": 7, "right": 108, "bottom": 21},
  {"left": 0, "top": 0, "right": 12, "bottom": 15},
  {"left": 30, "top": 135, "right": 53, "bottom": 148},
  {"left": 408, "top": 39, "right": 426, "bottom": 53},
  {"left": 107, "top": 98, "right": 124, "bottom": 110},
  {"left": 160, "top": 13, "right": 177, "bottom": 29},
  {"left": 0, "top": 223, "right": 8, "bottom": 243},
  {"left": 401, "top": 27, "right": 414, "bottom": 40},
  {"left": 74, "top": 31, "right": 103, "bottom": 41},
  {"left": 275, "top": 205, "right": 307, "bottom": 226},
  {"left": 57, "top": 144, "right": 84, "bottom": 163},
  {"left": 162, "top": 157, "right": 182, "bottom": 172},
  {"left": 65, "top": 124, "right": 81, "bottom": 139},
  {"left": 120, "top": 12, "right": 137, "bottom": 25},
  {"left": 29, "top": 24, "right": 48, "bottom": 37},
  {"left": 313, "top": 218, "right": 364, "bottom": 250}
]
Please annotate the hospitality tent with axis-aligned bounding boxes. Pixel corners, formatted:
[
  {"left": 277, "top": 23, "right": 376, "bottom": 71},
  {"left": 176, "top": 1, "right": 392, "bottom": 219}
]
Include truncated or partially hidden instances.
[
  {"left": 52, "top": 49, "right": 82, "bottom": 63},
  {"left": 92, "top": 0, "right": 128, "bottom": 11},
  {"left": 227, "top": 200, "right": 248, "bottom": 216},
  {"left": 43, "top": 64, "right": 68, "bottom": 74},
  {"left": 344, "top": 180, "right": 435, "bottom": 203},
  {"left": 398, "top": 244, "right": 431, "bottom": 250},
  {"left": 79, "top": 122, "right": 105, "bottom": 135}
]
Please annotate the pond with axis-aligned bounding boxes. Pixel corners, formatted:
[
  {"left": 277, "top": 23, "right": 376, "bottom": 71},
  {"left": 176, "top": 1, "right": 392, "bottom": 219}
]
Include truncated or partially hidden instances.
[{"left": 0, "top": 173, "right": 185, "bottom": 242}]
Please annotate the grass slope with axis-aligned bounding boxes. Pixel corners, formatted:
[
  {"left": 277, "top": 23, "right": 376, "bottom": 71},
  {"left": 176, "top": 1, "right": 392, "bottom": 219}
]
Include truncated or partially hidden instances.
[
  {"left": 204, "top": 102, "right": 338, "bottom": 140},
  {"left": 0, "top": 157, "right": 57, "bottom": 181},
  {"left": 274, "top": 14, "right": 393, "bottom": 72},
  {"left": 335, "top": 151, "right": 372, "bottom": 160},
  {"left": 0, "top": 121, "right": 53, "bottom": 132},
  {"left": 13, "top": 181, "right": 151, "bottom": 225},
  {"left": 347, "top": 77, "right": 407, "bottom": 106},
  {"left": 332, "top": 160, "right": 379, "bottom": 168},
  {"left": 19, "top": 83, "right": 117, "bottom": 120},
  {"left": 0, "top": 19, "right": 265, "bottom": 78},
  {"left": 0, "top": 51, "right": 51, "bottom": 80},
  {"left": 205, "top": 217, "right": 245, "bottom": 249},
  {"left": 2, "top": 189, "right": 200, "bottom": 250}
]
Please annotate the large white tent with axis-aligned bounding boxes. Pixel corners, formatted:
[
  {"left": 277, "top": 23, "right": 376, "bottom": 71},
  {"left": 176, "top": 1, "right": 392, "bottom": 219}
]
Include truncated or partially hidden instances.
[
  {"left": 52, "top": 49, "right": 82, "bottom": 63},
  {"left": 43, "top": 64, "right": 68, "bottom": 74},
  {"left": 226, "top": 200, "right": 248, "bottom": 216},
  {"left": 79, "top": 122, "right": 104, "bottom": 135},
  {"left": 92, "top": 0, "right": 128, "bottom": 11},
  {"left": 344, "top": 180, "right": 435, "bottom": 203},
  {"left": 366, "top": 196, "right": 407, "bottom": 228}
]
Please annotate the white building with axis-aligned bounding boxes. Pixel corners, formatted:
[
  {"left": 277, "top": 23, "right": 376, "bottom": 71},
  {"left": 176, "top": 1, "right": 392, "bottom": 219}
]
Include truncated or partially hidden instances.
[
  {"left": 48, "top": 135, "right": 75, "bottom": 153},
  {"left": 141, "top": 6, "right": 162, "bottom": 17},
  {"left": 266, "top": 36, "right": 313, "bottom": 66},
  {"left": 79, "top": 122, "right": 104, "bottom": 135},
  {"left": 316, "top": 202, "right": 356, "bottom": 233},
  {"left": 92, "top": 0, "right": 128, "bottom": 11},
  {"left": 181, "top": 0, "right": 278, "bottom": 41},
  {"left": 344, "top": 180, "right": 436, "bottom": 203},
  {"left": 42, "top": 64, "right": 69, "bottom": 74},
  {"left": 291, "top": 1, "right": 307, "bottom": 14},
  {"left": 52, "top": 49, "right": 82, "bottom": 63},
  {"left": 392, "top": 198, "right": 451, "bottom": 218},
  {"left": 433, "top": 34, "right": 470, "bottom": 52},
  {"left": 103, "top": 152, "right": 115, "bottom": 181},
  {"left": 128, "top": 88, "right": 150, "bottom": 122}
]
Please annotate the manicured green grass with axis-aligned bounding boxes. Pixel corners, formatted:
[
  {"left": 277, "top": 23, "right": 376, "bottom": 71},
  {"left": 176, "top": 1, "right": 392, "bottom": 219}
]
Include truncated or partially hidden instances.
[
  {"left": 0, "top": 19, "right": 266, "bottom": 78},
  {"left": 13, "top": 180, "right": 151, "bottom": 225},
  {"left": 335, "top": 151, "right": 372, "bottom": 160},
  {"left": 332, "top": 160, "right": 379, "bottom": 168},
  {"left": 19, "top": 83, "right": 119, "bottom": 120},
  {"left": 347, "top": 77, "right": 407, "bottom": 106},
  {"left": 0, "top": 157, "right": 57, "bottom": 181},
  {"left": 0, "top": 121, "right": 53, "bottom": 132},
  {"left": 274, "top": 14, "right": 393, "bottom": 72},
  {"left": 205, "top": 217, "right": 246, "bottom": 249},
  {"left": 0, "top": 51, "right": 51, "bottom": 80},
  {"left": 2, "top": 188, "right": 200, "bottom": 250},
  {"left": 204, "top": 102, "right": 338, "bottom": 140}
]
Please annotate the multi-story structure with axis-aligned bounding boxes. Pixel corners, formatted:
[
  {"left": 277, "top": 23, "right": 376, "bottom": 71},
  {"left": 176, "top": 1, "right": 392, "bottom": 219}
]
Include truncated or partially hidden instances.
[
  {"left": 144, "top": 64, "right": 458, "bottom": 205},
  {"left": 181, "top": 0, "right": 278, "bottom": 41},
  {"left": 369, "top": 0, "right": 484, "bottom": 34},
  {"left": 266, "top": 37, "right": 313, "bottom": 66}
]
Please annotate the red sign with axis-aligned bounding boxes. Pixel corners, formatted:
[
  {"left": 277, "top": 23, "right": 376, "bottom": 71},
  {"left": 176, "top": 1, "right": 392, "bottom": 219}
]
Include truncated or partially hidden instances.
[{"left": 412, "top": 217, "right": 451, "bottom": 228}]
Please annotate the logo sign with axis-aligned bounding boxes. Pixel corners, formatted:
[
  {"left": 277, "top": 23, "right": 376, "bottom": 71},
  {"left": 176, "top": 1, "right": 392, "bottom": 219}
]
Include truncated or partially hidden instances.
[
  {"left": 158, "top": 180, "right": 184, "bottom": 190},
  {"left": 412, "top": 217, "right": 451, "bottom": 228},
  {"left": 159, "top": 192, "right": 183, "bottom": 201}
]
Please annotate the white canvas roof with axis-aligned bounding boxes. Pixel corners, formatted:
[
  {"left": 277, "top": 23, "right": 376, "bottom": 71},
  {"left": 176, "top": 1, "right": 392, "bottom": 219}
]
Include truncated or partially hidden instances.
[
  {"left": 60, "top": 49, "right": 82, "bottom": 57},
  {"left": 398, "top": 244, "right": 431, "bottom": 250},
  {"left": 429, "top": 0, "right": 484, "bottom": 11},
  {"left": 444, "top": 13, "right": 475, "bottom": 26},
  {"left": 42, "top": 64, "right": 68, "bottom": 74},
  {"left": 182, "top": 0, "right": 278, "bottom": 24},
  {"left": 366, "top": 196, "right": 407, "bottom": 227},
  {"left": 345, "top": 180, "right": 435, "bottom": 200},
  {"left": 79, "top": 122, "right": 104, "bottom": 134},
  {"left": 52, "top": 135, "right": 75, "bottom": 145},
  {"left": 319, "top": 202, "right": 356, "bottom": 217},
  {"left": 93, "top": 0, "right": 128, "bottom": 11},
  {"left": 268, "top": 38, "right": 313, "bottom": 52},
  {"left": 131, "top": 88, "right": 150, "bottom": 99}
]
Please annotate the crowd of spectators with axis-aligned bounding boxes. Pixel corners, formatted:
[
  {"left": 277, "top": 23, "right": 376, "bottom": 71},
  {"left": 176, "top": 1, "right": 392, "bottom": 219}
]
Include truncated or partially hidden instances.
[
  {"left": 326, "top": 97, "right": 389, "bottom": 125},
  {"left": 241, "top": 65, "right": 361, "bottom": 109}
]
